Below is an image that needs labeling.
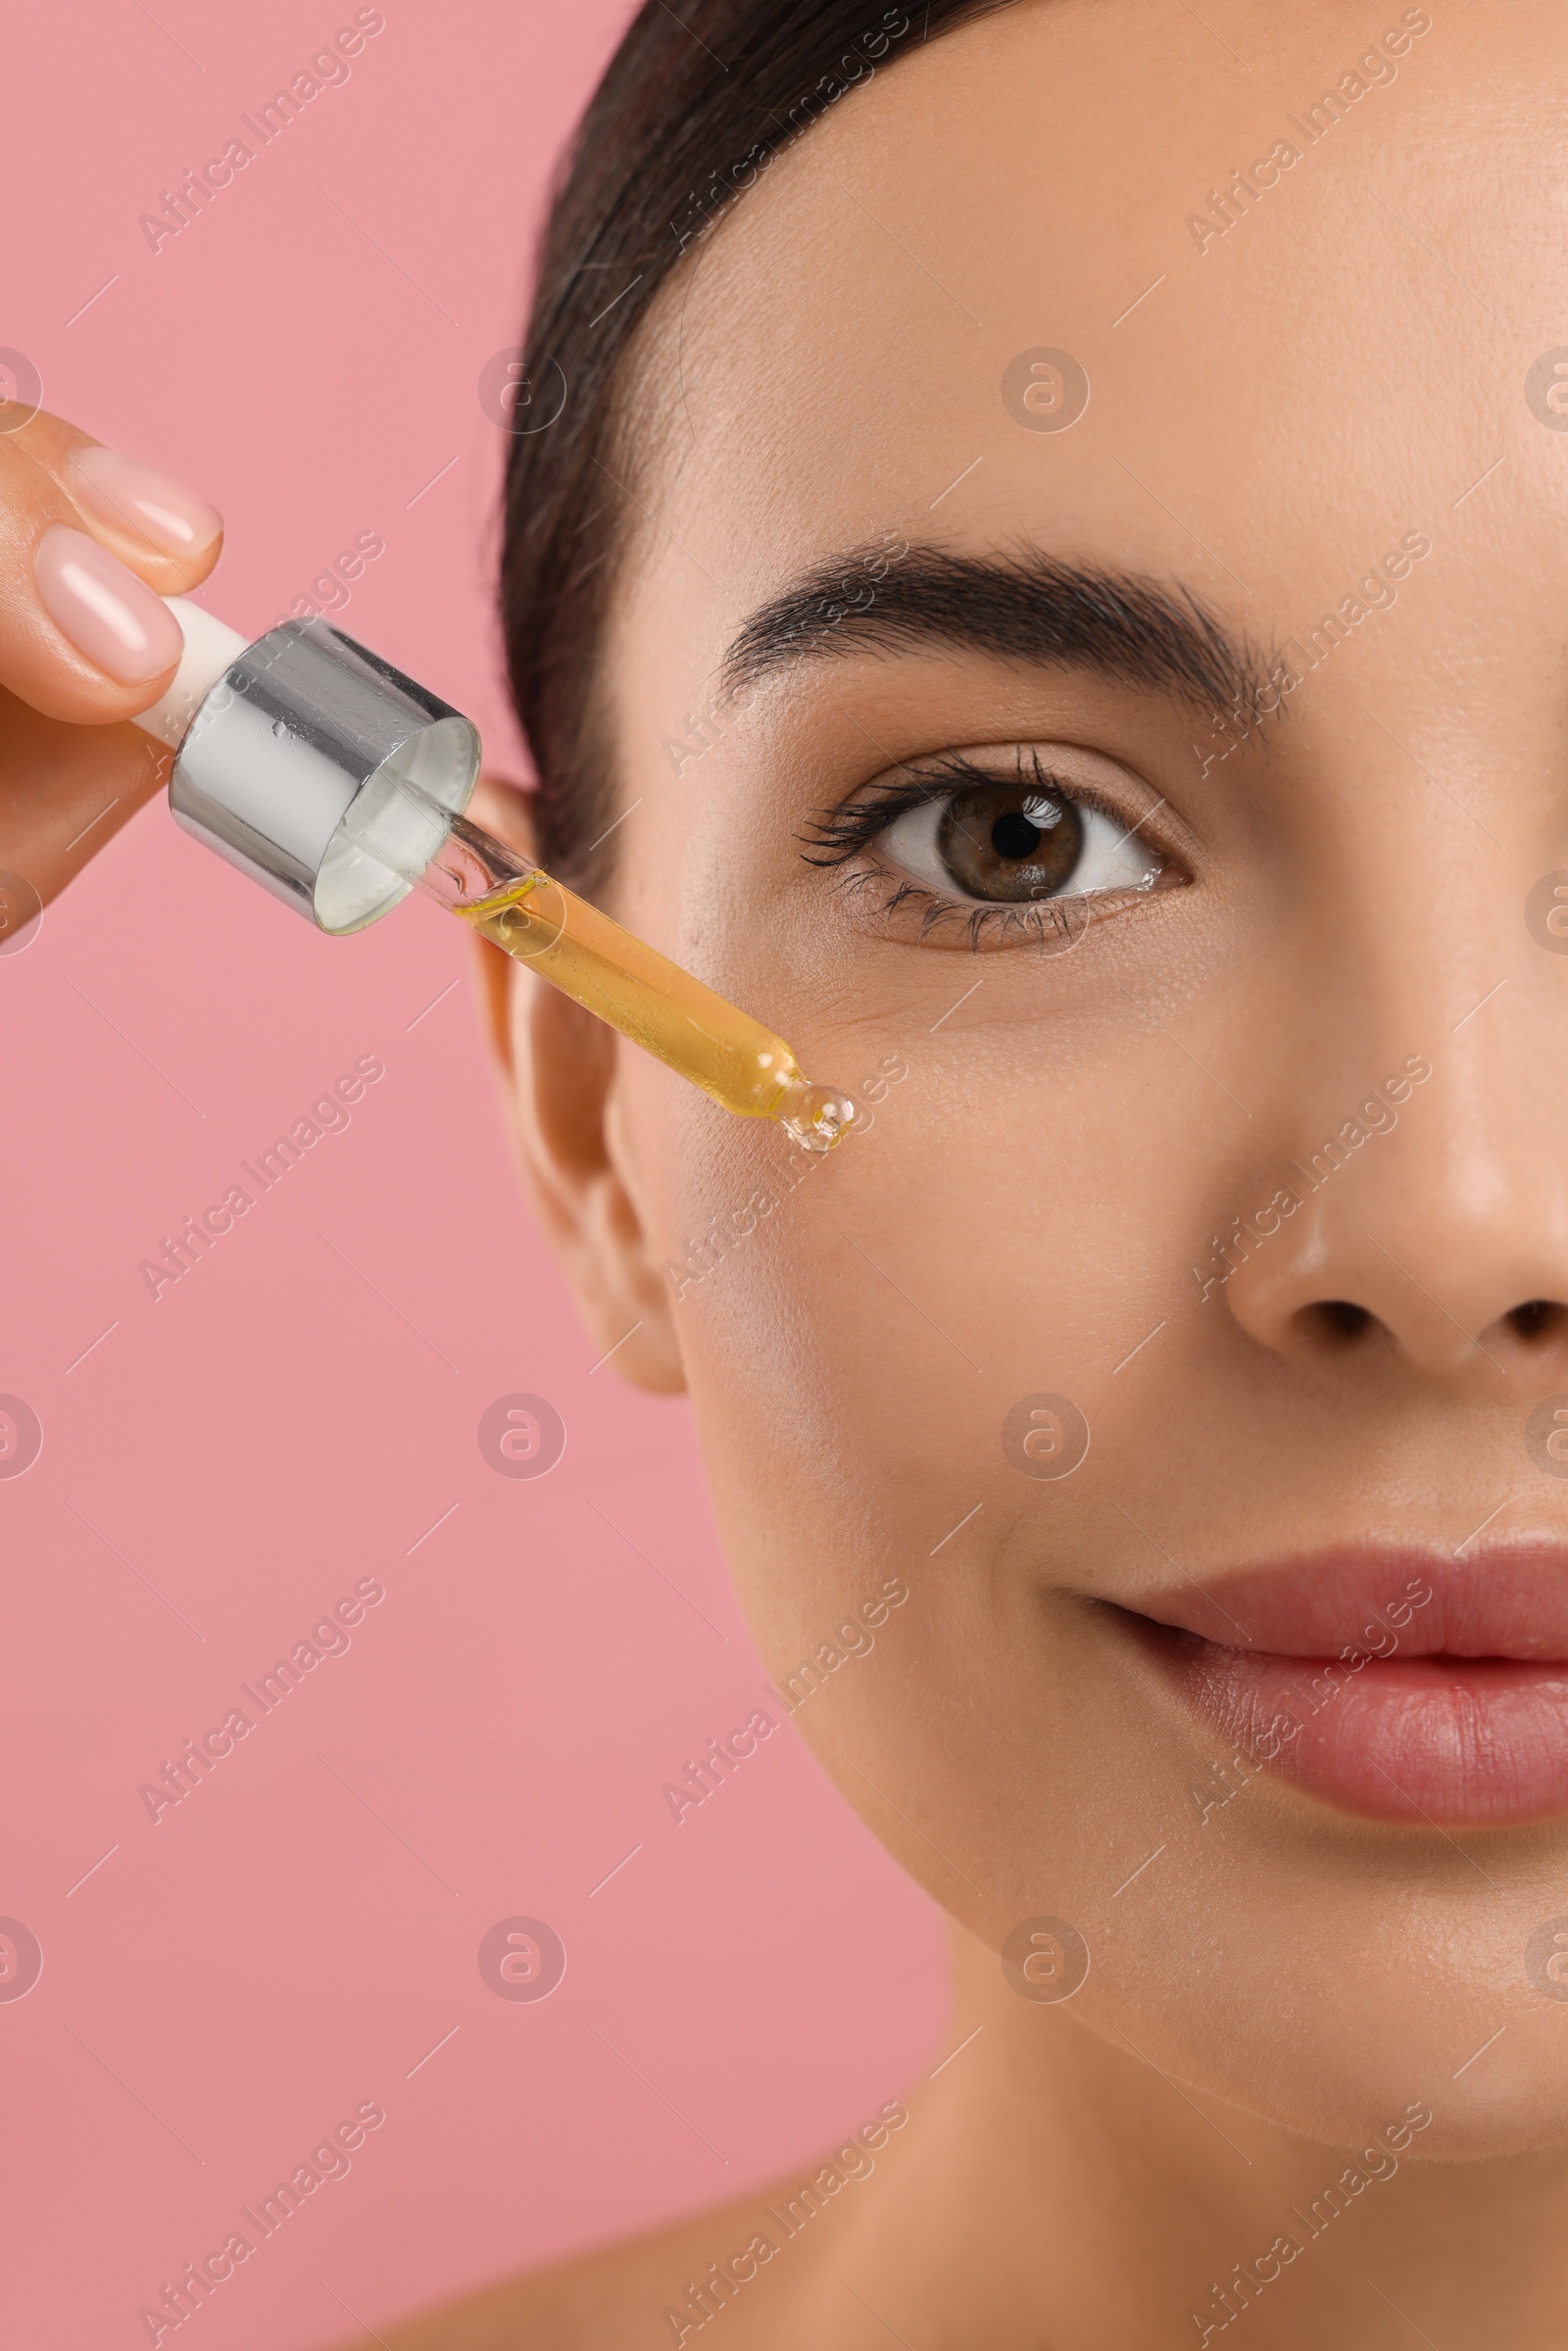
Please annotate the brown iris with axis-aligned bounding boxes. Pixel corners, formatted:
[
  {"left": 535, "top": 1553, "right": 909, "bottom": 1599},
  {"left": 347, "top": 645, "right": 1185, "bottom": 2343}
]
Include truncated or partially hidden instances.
[{"left": 935, "top": 782, "right": 1084, "bottom": 902}]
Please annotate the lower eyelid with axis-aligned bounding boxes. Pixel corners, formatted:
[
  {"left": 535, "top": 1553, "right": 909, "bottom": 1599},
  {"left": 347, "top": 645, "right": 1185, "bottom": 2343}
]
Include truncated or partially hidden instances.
[{"left": 854, "top": 875, "right": 1109, "bottom": 954}]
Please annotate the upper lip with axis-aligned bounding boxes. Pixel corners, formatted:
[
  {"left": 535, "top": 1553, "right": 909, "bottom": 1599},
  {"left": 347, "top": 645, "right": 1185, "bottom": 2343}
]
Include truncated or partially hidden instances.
[{"left": 1132, "top": 1544, "right": 1568, "bottom": 1662}]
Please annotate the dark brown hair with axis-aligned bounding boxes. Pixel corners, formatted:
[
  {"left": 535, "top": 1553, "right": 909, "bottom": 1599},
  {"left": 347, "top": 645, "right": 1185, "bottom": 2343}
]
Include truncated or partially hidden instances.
[{"left": 499, "top": 0, "right": 1011, "bottom": 895}]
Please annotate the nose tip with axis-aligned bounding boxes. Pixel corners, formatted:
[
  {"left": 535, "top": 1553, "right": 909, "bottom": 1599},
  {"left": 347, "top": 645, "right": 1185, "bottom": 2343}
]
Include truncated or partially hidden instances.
[{"left": 1190, "top": 959, "right": 1568, "bottom": 1383}]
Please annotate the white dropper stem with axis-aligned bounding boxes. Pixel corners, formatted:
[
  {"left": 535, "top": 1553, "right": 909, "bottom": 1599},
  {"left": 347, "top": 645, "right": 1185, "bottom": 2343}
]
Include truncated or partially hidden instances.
[{"left": 130, "top": 598, "right": 251, "bottom": 750}]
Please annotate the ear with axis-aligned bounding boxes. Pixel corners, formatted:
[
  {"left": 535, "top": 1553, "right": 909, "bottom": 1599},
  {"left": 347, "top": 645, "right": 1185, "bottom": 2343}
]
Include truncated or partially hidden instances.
[{"left": 465, "top": 775, "right": 686, "bottom": 1395}]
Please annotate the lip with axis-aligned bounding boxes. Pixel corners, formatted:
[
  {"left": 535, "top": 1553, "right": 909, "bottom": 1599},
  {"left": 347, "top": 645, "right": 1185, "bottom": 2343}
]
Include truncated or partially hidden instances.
[{"left": 1131, "top": 1545, "right": 1568, "bottom": 1827}]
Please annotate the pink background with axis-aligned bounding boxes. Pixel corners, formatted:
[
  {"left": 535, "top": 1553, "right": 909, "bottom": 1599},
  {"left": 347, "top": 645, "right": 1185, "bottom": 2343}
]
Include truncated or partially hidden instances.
[{"left": 3, "top": 6, "right": 944, "bottom": 2343}]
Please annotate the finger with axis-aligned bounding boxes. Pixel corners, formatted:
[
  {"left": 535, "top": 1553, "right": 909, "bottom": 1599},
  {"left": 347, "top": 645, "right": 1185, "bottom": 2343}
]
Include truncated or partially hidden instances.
[
  {"left": 18, "top": 410, "right": 224, "bottom": 597},
  {"left": 0, "top": 681, "right": 172, "bottom": 909},
  {"left": 0, "top": 414, "right": 223, "bottom": 725}
]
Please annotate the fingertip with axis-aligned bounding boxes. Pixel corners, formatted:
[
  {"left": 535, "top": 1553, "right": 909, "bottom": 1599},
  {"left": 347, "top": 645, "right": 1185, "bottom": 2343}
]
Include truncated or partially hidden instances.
[
  {"left": 33, "top": 524, "right": 186, "bottom": 688},
  {"left": 65, "top": 444, "right": 224, "bottom": 571}
]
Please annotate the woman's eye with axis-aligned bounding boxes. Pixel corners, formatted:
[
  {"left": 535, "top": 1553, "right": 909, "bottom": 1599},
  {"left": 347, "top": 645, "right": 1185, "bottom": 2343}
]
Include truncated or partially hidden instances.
[{"left": 876, "top": 777, "right": 1164, "bottom": 906}]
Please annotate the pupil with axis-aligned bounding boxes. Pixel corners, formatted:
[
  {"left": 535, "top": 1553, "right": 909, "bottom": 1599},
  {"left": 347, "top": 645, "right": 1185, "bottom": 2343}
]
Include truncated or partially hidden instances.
[{"left": 992, "top": 810, "right": 1041, "bottom": 861}]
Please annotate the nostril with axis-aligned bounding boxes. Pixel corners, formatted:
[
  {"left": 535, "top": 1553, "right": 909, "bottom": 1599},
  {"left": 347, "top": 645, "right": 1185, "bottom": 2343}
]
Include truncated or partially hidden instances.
[
  {"left": 1507, "top": 1298, "right": 1563, "bottom": 1342},
  {"left": 1302, "top": 1299, "right": 1374, "bottom": 1343}
]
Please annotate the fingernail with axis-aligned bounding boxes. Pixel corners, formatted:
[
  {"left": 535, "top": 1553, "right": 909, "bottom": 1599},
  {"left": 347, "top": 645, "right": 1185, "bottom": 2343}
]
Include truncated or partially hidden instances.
[
  {"left": 34, "top": 524, "right": 184, "bottom": 684},
  {"left": 66, "top": 443, "right": 222, "bottom": 559}
]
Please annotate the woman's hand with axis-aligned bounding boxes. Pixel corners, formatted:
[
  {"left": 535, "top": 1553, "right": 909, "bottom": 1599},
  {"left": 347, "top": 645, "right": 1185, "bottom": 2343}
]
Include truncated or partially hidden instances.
[{"left": 0, "top": 407, "right": 223, "bottom": 931}]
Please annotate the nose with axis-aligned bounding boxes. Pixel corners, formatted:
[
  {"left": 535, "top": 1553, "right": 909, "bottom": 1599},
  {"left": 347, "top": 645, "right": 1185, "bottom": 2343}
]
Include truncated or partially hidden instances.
[{"left": 1218, "top": 1053, "right": 1568, "bottom": 1377}]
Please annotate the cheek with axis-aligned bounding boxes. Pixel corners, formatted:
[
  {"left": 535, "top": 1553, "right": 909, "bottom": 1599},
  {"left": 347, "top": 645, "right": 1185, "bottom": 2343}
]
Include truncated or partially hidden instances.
[{"left": 653, "top": 1020, "right": 1200, "bottom": 1653}]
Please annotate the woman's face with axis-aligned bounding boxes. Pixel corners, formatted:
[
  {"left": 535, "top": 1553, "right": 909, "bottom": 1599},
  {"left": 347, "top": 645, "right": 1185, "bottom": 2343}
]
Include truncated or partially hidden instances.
[{"left": 498, "top": 0, "right": 1568, "bottom": 2157}]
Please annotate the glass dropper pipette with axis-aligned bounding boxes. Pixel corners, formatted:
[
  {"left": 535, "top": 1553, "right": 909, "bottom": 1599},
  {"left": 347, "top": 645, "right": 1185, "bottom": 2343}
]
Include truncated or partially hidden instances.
[
  {"left": 342, "top": 768, "right": 856, "bottom": 1151},
  {"left": 130, "top": 599, "right": 856, "bottom": 1152}
]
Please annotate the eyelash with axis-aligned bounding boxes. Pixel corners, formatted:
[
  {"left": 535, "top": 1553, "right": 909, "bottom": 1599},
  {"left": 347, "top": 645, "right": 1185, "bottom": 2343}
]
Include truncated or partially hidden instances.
[{"left": 800, "top": 748, "right": 1161, "bottom": 951}]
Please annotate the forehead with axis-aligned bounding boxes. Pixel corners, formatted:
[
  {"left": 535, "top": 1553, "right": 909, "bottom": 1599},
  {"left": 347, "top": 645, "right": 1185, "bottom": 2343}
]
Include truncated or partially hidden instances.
[{"left": 621, "top": 0, "right": 1568, "bottom": 692}]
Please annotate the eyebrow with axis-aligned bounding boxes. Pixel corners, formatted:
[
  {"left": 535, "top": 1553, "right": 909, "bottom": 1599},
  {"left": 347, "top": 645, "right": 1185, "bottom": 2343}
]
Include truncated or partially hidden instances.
[{"left": 719, "top": 543, "right": 1272, "bottom": 720}]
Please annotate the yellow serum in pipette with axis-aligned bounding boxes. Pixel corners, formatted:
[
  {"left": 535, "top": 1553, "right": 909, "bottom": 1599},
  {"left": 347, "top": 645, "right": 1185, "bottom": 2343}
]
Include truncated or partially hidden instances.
[{"left": 456, "top": 871, "right": 855, "bottom": 1151}]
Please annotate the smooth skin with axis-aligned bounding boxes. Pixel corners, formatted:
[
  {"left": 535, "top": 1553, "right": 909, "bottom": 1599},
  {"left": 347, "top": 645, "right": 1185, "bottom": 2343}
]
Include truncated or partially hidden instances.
[
  {"left": 27, "top": 1, "right": 1563, "bottom": 2343},
  {"left": 355, "top": 1, "right": 1568, "bottom": 2343},
  {"left": 378, "top": 4, "right": 1568, "bottom": 2342}
]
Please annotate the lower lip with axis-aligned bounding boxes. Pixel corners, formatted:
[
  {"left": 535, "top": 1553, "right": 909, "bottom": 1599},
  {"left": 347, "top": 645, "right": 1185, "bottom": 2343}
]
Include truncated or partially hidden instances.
[{"left": 1145, "top": 1630, "right": 1568, "bottom": 1826}]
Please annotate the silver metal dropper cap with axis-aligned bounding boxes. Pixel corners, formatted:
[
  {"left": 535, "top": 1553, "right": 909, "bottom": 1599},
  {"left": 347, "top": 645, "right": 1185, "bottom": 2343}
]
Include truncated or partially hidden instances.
[{"left": 168, "top": 617, "right": 481, "bottom": 935}]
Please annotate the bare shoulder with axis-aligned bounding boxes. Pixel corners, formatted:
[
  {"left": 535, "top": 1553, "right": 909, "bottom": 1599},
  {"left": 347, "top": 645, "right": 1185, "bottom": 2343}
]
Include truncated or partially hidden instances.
[
  {"left": 353, "top": 2188, "right": 792, "bottom": 2351},
  {"left": 339, "top": 2100, "right": 913, "bottom": 2351}
]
